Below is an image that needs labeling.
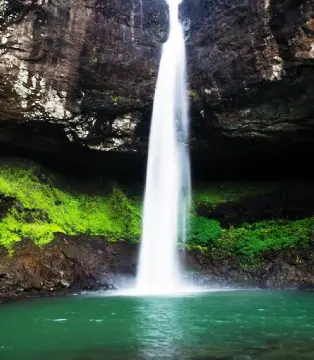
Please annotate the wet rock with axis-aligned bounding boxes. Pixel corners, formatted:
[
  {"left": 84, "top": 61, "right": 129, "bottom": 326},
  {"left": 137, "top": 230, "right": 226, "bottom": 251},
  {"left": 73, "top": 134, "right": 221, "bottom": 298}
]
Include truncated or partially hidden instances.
[
  {"left": 184, "top": 247, "right": 314, "bottom": 290},
  {"left": 60, "top": 279, "right": 70, "bottom": 288},
  {"left": 0, "top": 0, "right": 313, "bottom": 175},
  {"left": 0, "top": 236, "right": 138, "bottom": 301},
  {"left": 1, "top": 232, "right": 314, "bottom": 301}
]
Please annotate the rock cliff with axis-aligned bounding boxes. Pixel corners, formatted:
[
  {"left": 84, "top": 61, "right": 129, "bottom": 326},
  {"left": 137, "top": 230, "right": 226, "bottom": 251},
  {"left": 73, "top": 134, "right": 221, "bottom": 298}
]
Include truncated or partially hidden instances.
[{"left": 0, "top": 0, "right": 313, "bottom": 175}]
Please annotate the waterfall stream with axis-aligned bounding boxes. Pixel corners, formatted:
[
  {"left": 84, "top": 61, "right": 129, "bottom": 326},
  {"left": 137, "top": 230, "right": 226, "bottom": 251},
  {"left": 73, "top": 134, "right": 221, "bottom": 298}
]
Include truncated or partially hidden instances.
[{"left": 136, "top": 0, "right": 191, "bottom": 294}]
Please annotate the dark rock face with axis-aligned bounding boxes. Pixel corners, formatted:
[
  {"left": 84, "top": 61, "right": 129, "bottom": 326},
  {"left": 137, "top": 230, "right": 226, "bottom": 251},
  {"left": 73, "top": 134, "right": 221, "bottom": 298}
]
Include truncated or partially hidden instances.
[
  {"left": 1, "top": 236, "right": 314, "bottom": 301},
  {"left": 0, "top": 0, "right": 313, "bottom": 175},
  {"left": 184, "top": 0, "right": 314, "bottom": 140},
  {"left": 197, "top": 181, "right": 314, "bottom": 227},
  {"left": 185, "top": 247, "right": 314, "bottom": 290},
  {"left": 0, "top": 236, "right": 138, "bottom": 301},
  {"left": 0, "top": 0, "right": 167, "bottom": 155}
]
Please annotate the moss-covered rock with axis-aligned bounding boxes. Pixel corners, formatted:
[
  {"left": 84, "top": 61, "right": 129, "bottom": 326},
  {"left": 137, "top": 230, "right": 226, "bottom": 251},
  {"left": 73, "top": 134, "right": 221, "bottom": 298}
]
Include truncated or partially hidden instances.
[
  {"left": 0, "top": 163, "right": 141, "bottom": 250},
  {"left": 0, "top": 161, "right": 313, "bottom": 271},
  {"left": 189, "top": 183, "right": 314, "bottom": 267},
  {"left": 0, "top": 161, "right": 314, "bottom": 297},
  {"left": 195, "top": 182, "right": 314, "bottom": 227}
]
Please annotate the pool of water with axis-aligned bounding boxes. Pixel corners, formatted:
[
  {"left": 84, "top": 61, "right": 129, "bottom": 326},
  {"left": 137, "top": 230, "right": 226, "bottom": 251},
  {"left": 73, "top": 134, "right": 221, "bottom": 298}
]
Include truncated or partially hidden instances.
[{"left": 1, "top": 290, "right": 314, "bottom": 359}]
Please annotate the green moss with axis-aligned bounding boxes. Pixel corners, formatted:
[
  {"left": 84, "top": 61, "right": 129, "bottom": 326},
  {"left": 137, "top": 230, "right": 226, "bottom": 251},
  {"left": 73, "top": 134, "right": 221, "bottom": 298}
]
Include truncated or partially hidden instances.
[
  {"left": 105, "top": 187, "right": 141, "bottom": 242},
  {"left": 187, "top": 183, "right": 314, "bottom": 266},
  {"left": 1, "top": 164, "right": 312, "bottom": 266},
  {"left": 226, "top": 218, "right": 314, "bottom": 261},
  {"left": 1, "top": 213, "right": 63, "bottom": 247},
  {"left": 188, "top": 89, "right": 200, "bottom": 101},
  {"left": 193, "top": 182, "right": 276, "bottom": 210},
  {"left": 0, "top": 165, "right": 141, "bottom": 250},
  {"left": 187, "top": 216, "right": 221, "bottom": 246},
  {"left": 111, "top": 96, "right": 121, "bottom": 103},
  {"left": 204, "top": 218, "right": 314, "bottom": 267}
]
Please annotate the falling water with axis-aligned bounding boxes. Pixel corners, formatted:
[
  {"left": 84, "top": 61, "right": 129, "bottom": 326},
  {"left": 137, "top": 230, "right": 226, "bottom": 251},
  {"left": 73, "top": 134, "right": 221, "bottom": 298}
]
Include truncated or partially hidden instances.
[{"left": 136, "top": 0, "right": 191, "bottom": 294}]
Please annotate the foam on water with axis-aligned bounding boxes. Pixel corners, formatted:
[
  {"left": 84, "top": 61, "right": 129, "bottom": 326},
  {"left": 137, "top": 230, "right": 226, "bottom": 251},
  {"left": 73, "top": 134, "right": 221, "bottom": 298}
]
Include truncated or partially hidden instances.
[{"left": 88, "top": 287, "right": 242, "bottom": 298}]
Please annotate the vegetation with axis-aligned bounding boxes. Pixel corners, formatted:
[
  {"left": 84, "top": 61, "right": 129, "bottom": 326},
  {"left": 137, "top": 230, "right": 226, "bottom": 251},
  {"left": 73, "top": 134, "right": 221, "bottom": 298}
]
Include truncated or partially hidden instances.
[
  {"left": 223, "top": 218, "right": 314, "bottom": 263},
  {"left": 187, "top": 216, "right": 314, "bottom": 266},
  {"left": 193, "top": 182, "right": 276, "bottom": 210},
  {"left": 0, "top": 163, "right": 313, "bottom": 267},
  {"left": 188, "top": 216, "right": 221, "bottom": 246},
  {"left": 188, "top": 89, "right": 200, "bottom": 101},
  {"left": 111, "top": 95, "right": 121, "bottom": 103},
  {"left": 0, "top": 165, "right": 141, "bottom": 250}
]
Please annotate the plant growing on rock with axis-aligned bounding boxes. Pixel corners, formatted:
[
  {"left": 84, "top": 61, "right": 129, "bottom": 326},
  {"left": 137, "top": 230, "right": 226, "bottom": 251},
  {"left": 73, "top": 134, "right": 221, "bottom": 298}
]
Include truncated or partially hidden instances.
[{"left": 0, "top": 165, "right": 141, "bottom": 250}]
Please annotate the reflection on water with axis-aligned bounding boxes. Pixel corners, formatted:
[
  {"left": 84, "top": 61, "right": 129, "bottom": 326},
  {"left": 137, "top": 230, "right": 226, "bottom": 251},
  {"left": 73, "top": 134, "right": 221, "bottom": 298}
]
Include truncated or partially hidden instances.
[
  {"left": 134, "top": 297, "right": 186, "bottom": 359},
  {"left": 0, "top": 290, "right": 314, "bottom": 360}
]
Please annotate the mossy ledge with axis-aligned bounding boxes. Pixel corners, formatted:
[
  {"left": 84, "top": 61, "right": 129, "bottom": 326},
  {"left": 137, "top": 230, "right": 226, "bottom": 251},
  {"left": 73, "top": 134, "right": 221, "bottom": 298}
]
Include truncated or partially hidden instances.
[
  {"left": 0, "top": 163, "right": 142, "bottom": 251},
  {"left": 0, "top": 161, "right": 313, "bottom": 268}
]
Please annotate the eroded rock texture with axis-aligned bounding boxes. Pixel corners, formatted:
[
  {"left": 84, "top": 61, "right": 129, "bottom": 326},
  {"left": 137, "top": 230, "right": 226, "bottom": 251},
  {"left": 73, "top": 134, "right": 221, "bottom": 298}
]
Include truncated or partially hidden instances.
[
  {"left": 0, "top": 236, "right": 138, "bottom": 301},
  {"left": 0, "top": 0, "right": 313, "bottom": 173},
  {"left": 184, "top": 0, "right": 314, "bottom": 139},
  {"left": 0, "top": 0, "right": 166, "bottom": 154},
  {"left": 1, "top": 235, "right": 313, "bottom": 301}
]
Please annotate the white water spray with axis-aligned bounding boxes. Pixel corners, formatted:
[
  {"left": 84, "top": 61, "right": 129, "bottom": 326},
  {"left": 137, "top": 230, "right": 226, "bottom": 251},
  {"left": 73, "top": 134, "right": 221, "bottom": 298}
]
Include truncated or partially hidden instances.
[{"left": 136, "top": 0, "right": 191, "bottom": 294}]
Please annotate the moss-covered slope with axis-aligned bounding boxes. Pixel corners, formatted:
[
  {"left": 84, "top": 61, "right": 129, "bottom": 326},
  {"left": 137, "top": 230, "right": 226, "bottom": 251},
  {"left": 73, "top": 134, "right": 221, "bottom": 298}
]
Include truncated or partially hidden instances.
[
  {"left": 189, "top": 182, "right": 314, "bottom": 267},
  {"left": 0, "top": 164, "right": 141, "bottom": 250},
  {"left": 0, "top": 162, "right": 313, "bottom": 268}
]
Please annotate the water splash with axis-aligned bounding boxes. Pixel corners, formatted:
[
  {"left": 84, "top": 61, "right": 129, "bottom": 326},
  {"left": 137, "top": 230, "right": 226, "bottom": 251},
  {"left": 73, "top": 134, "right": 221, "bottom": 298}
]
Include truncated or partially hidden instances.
[{"left": 136, "top": 0, "right": 191, "bottom": 295}]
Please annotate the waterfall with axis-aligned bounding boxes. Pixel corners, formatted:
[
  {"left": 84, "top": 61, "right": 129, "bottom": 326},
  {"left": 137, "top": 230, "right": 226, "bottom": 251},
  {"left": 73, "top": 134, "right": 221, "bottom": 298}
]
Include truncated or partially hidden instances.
[{"left": 136, "top": 0, "right": 191, "bottom": 294}]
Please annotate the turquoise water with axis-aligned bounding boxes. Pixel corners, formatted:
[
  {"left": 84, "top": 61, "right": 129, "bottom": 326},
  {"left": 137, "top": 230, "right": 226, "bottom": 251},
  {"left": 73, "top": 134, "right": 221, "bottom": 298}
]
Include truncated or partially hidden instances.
[{"left": 1, "top": 290, "right": 314, "bottom": 359}]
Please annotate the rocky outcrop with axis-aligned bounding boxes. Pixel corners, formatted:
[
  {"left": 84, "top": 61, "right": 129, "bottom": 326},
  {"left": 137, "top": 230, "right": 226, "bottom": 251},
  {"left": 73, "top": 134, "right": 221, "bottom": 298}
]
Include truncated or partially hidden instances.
[
  {"left": 0, "top": 0, "right": 313, "bottom": 175},
  {"left": 0, "top": 0, "right": 167, "bottom": 155},
  {"left": 185, "top": 247, "right": 314, "bottom": 290},
  {"left": 184, "top": 0, "right": 314, "bottom": 140},
  {"left": 0, "top": 235, "right": 138, "bottom": 301},
  {"left": 1, "top": 236, "right": 314, "bottom": 302}
]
